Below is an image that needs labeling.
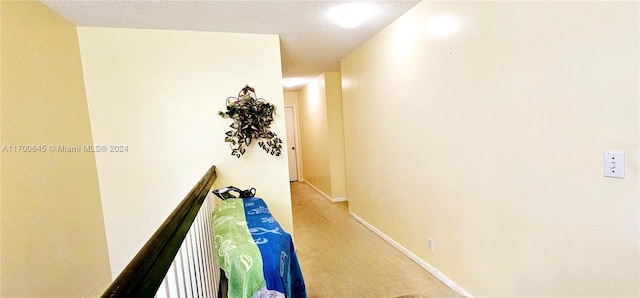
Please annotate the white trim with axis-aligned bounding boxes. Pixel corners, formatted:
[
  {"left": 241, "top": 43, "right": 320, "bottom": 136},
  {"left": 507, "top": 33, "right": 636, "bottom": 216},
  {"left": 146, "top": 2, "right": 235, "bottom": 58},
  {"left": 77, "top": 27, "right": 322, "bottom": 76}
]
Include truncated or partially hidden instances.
[
  {"left": 349, "top": 212, "right": 473, "bottom": 298},
  {"left": 332, "top": 197, "right": 347, "bottom": 202},
  {"left": 303, "top": 181, "right": 346, "bottom": 203}
]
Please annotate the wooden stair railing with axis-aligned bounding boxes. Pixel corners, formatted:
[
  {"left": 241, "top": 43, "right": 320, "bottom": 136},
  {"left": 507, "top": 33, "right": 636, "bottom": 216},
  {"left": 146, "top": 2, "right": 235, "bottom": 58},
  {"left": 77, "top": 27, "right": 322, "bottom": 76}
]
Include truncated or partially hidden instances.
[{"left": 102, "top": 165, "right": 218, "bottom": 298}]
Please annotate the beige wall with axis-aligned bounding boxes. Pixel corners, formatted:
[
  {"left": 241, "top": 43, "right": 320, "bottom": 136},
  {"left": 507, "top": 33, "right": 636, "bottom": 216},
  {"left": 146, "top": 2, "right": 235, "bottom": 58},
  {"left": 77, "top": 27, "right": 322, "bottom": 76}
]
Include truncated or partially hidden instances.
[
  {"left": 0, "top": 2, "right": 112, "bottom": 296},
  {"left": 297, "top": 73, "right": 347, "bottom": 200},
  {"left": 325, "top": 73, "right": 346, "bottom": 199},
  {"left": 284, "top": 91, "right": 299, "bottom": 106},
  {"left": 0, "top": 2, "right": 4, "bottom": 295},
  {"left": 298, "top": 75, "right": 332, "bottom": 195},
  {"left": 341, "top": 1, "right": 639, "bottom": 296},
  {"left": 77, "top": 27, "right": 293, "bottom": 278}
]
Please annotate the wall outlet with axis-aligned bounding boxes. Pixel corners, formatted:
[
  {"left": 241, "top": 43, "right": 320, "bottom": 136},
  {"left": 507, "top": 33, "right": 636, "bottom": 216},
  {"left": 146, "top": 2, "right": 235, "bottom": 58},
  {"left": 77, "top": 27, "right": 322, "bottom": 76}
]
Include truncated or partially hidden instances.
[{"left": 427, "top": 237, "right": 434, "bottom": 251}]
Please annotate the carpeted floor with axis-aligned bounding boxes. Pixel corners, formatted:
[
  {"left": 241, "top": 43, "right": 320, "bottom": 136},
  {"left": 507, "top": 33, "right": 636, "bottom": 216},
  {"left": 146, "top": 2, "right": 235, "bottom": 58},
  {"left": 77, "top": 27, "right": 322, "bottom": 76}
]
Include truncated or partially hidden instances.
[{"left": 290, "top": 182, "right": 461, "bottom": 298}]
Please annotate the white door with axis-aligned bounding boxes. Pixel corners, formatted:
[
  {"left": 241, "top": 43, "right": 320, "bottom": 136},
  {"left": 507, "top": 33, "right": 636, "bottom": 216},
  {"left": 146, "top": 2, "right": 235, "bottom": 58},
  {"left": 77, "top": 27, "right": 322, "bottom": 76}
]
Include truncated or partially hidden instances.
[{"left": 284, "top": 107, "right": 299, "bottom": 181}]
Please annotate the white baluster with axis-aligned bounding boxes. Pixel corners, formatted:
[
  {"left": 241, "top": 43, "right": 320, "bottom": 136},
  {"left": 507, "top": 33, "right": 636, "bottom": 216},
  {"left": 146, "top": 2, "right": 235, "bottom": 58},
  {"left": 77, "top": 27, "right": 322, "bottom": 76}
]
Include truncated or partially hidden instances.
[{"left": 154, "top": 192, "right": 221, "bottom": 298}]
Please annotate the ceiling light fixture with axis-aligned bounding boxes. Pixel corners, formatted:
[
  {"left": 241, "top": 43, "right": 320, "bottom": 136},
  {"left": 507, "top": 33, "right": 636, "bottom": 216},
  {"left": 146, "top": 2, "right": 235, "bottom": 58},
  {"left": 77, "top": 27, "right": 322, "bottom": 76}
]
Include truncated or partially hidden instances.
[
  {"left": 283, "top": 77, "right": 309, "bottom": 88},
  {"left": 327, "top": 2, "right": 378, "bottom": 29}
]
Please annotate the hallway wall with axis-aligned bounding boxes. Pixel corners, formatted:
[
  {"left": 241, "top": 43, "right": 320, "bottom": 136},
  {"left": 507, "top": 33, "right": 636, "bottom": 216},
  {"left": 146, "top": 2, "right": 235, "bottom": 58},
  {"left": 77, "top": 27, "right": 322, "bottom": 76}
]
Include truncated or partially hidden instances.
[
  {"left": 284, "top": 92, "right": 299, "bottom": 106},
  {"left": 77, "top": 27, "right": 293, "bottom": 278},
  {"left": 325, "top": 73, "right": 347, "bottom": 200},
  {"left": 298, "top": 73, "right": 347, "bottom": 200},
  {"left": 0, "top": 1, "right": 111, "bottom": 296},
  {"left": 341, "top": 1, "right": 639, "bottom": 296},
  {"left": 298, "top": 75, "right": 331, "bottom": 195}
]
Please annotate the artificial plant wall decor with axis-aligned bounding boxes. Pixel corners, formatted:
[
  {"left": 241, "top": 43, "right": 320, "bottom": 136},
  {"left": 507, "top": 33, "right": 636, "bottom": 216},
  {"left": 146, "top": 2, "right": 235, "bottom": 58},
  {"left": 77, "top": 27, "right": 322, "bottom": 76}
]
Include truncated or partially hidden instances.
[{"left": 218, "top": 85, "right": 283, "bottom": 158}]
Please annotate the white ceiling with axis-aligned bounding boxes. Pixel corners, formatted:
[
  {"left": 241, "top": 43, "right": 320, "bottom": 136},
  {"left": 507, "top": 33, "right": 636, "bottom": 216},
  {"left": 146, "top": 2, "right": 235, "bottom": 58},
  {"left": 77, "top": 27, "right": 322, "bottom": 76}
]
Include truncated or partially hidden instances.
[{"left": 41, "top": 0, "right": 420, "bottom": 91}]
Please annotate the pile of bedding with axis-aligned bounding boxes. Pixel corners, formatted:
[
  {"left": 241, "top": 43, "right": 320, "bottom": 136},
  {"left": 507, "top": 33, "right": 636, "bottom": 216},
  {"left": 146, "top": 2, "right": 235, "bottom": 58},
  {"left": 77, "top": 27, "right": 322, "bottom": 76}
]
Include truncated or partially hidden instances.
[{"left": 213, "top": 197, "right": 306, "bottom": 298}]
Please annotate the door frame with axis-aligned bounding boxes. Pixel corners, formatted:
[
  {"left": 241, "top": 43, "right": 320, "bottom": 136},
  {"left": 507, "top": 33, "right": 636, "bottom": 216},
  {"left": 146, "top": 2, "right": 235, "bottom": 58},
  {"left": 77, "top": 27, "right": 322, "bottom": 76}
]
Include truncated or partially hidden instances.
[{"left": 284, "top": 105, "right": 303, "bottom": 182}]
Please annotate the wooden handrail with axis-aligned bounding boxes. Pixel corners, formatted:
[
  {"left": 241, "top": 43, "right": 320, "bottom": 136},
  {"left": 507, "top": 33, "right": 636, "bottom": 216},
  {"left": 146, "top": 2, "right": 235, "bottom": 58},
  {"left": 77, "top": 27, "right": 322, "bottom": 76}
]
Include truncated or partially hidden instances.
[{"left": 102, "top": 165, "right": 217, "bottom": 298}]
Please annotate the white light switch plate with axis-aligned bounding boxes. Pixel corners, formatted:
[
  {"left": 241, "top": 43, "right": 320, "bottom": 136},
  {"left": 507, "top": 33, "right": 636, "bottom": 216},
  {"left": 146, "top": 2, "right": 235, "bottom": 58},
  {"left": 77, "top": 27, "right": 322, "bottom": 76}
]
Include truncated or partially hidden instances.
[{"left": 604, "top": 151, "right": 625, "bottom": 178}]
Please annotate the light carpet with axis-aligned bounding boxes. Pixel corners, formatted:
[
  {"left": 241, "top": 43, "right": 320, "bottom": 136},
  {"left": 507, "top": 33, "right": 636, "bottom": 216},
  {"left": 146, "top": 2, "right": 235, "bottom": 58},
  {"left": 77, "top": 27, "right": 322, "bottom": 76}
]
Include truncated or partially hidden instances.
[{"left": 290, "top": 182, "right": 461, "bottom": 298}]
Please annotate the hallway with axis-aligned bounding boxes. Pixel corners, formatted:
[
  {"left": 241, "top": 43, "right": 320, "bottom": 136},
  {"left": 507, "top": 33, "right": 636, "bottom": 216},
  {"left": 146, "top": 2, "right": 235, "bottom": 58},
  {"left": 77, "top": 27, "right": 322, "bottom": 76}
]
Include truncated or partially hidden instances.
[{"left": 290, "top": 182, "right": 459, "bottom": 297}]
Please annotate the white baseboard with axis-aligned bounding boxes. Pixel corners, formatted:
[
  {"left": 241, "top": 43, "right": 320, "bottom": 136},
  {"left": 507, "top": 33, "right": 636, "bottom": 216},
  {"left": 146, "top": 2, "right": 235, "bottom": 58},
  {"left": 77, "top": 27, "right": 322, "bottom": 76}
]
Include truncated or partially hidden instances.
[
  {"left": 349, "top": 212, "right": 473, "bottom": 298},
  {"left": 332, "top": 197, "right": 347, "bottom": 202},
  {"left": 303, "top": 181, "right": 346, "bottom": 203}
]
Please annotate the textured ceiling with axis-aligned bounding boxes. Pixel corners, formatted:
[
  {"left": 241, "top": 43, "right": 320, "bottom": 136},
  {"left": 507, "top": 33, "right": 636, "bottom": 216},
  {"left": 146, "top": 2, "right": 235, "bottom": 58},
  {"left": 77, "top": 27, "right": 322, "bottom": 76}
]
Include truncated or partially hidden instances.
[{"left": 41, "top": 0, "right": 419, "bottom": 90}]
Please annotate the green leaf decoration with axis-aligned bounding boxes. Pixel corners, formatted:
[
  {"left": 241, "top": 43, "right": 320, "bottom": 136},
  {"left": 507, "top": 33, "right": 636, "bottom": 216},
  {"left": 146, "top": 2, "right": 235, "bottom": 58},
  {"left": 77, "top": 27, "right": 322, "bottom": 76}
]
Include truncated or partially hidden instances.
[{"left": 218, "top": 85, "right": 283, "bottom": 158}]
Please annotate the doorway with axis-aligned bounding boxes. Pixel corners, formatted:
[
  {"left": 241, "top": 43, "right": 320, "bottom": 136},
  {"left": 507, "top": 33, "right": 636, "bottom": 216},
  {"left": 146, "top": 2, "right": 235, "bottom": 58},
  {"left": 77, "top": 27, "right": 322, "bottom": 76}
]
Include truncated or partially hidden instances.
[{"left": 284, "top": 106, "right": 299, "bottom": 182}]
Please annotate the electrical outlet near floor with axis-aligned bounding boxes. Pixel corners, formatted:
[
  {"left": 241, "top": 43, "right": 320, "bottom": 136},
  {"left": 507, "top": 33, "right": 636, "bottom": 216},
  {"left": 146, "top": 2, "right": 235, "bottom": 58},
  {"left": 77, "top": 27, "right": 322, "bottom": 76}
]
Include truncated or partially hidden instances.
[{"left": 427, "top": 237, "right": 434, "bottom": 251}]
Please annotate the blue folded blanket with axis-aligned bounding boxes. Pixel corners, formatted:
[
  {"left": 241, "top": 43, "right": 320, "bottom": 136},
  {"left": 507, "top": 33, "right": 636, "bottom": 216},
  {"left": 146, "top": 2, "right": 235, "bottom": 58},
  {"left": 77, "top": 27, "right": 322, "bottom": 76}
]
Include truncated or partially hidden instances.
[{"left": 213, "top": 197, "right": 306, "bottom": 298}]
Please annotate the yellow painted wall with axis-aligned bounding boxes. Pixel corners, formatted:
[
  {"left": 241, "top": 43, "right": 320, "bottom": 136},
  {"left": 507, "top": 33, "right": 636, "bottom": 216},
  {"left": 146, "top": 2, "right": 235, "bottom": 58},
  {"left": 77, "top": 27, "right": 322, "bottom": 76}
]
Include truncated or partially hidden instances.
[
  {"left": 284, "top": 91, "right": 299, "bottom": 106},
  {"left": 341, "top": 1, "right": 639, "bottom": 296},
  {"left": 0, "top": 2, "right": 4, "bottom": 295},
  {"left": 77, "top": 27, "right": 293, "bottom": 278},
  {"left": 298, "top": 73, "right": 347, "bottom": 200},
  {"left": 325, "top": 73, "right": 346, "bottom": 199},
  {"left": 298, "top": 75, "right": 332, "bottom": 195},
  {"left": 0, "top": 1, "right": 112, "bottom": 296}
]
